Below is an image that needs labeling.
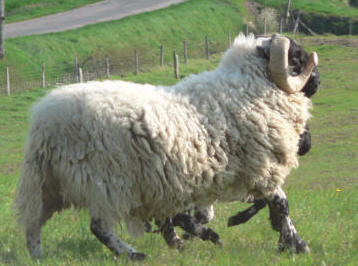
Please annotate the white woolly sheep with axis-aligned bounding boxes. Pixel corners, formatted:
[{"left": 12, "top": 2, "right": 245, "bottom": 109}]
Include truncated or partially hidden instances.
[
  {"left": 153, "top": 35, "right": 320, "bottom": 250},
  {"left": 15, "top": 34, "right": 318, "bottom": 260}
]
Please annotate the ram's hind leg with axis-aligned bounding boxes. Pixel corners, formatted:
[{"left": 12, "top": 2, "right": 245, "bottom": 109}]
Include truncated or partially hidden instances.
[
  {"left": 25, "top": 191, "right": 63, "bottom": 258},
  {"left": 172, "top": 213, "right": 222, "bottom": 246},
  {"left": 159, "top": 218, "right": 184, "bottom": 251},
  {"left": 90, "top": 218, "right": 146, "bottom": 261},
  {"left": 267, "top": 188, "right": 309, "bottom": 253}
]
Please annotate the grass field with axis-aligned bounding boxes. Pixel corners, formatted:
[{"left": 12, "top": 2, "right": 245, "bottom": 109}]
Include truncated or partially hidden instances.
[
  {"left": 0, "top": 37, "right": 357, "bottom": 265},
  {"left": 5, "top": 0, "right": 102, "bottom": 23}
]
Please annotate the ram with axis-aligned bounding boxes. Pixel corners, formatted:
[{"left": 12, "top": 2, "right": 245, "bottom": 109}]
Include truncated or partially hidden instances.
[
  {"left": 15, "top": 34, "right": 318, "bottom": 260},
  {"left": 154, "top": 35, "right": 320, "bottom": 250}
]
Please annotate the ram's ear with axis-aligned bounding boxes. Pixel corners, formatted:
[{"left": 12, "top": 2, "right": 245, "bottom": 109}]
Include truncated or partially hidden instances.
[
  {"left": 256, "top": 37, "right": 272, "bottom": 59},
  {"left": 257, "top": 46, "right": 270, "bottom": 59}
]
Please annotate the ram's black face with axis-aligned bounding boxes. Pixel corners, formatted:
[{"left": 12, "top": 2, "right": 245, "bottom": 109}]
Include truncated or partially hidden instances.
[
  {"left": 257, "top": 37, "right": 321, "bottom": 98},
  {"left": 288, "top": 38, "right": 321, "bottom": 98}
]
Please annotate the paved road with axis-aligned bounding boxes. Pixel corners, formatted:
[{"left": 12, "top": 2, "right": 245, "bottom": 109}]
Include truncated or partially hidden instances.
[{"left": 4, "top": 0, "right": 187, "bottom": 39}]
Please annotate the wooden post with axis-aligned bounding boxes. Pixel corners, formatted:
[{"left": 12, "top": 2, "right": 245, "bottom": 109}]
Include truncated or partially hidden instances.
[
  {"left": 293, "top": 14, "right": 300, "bottom": 34},
  {"left": 105, "top": 56, "right": 110, "bottom": 78},
  {"left": 42, "top": 62, "right": 46, "bottom": 88},
  {"left": 228, "top": 32, "right": 232, "bottom": 48},
  {"left": 299, "top": 20, "right": 317, "bottom": 36},
  {"left": 183, "top": 40, "right": 188, "bottom": 64},
  {"left": 74, "top": 55, "right": 79, "bottom": 82},
  {"left": 280, "top": 18, "right": 283, "bottom": 34},
  {"left": 205, "top": 35, "right": 210, "bottom": 60},
  {"left": 173, "top": 51, "right": 179, "bottom": 79},
  {"left": 349, "top": 20, "right": 353, "bottom": 35},
  {"left": 134, "top": 49, "right": 139, "bottom": 75},
  {"left": 79, "top": 67, "right": 83, "bottom": 83},
  {"left": 245, "top": 24, "right": 249, "bottom": 36},
  {"left": 264, "top": 17, "right": 267, "bottom": 35},
  {"left": 285, "top": 0, "right": 291, "bottom": 24},
  {"left": 5, "top": 66, "right": 10, "bottom": 95},
  {"left": 0, "top": 0, "right": 5, "bottom": 59},
  {"left": 160, "top": 44, "right": 164, "bottom": 67}
]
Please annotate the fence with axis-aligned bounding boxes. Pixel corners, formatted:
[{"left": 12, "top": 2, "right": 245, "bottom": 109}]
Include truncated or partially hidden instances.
[
  {"left": 0, "top": 33, "right": 233, "bottom": 95},
  {"left": 0, "top": 9, "right": 339, "bottom": 96}
]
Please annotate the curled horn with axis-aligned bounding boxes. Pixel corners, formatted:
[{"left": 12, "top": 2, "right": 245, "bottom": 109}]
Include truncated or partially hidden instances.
[{"left": 269, "top": 34, "right": 318, "bottom": 93}]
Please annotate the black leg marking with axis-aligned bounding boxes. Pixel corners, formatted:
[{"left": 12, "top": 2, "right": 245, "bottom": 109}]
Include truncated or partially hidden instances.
[
  {"left": 144, "top": 221, "right": 152, "bottom": 232},
  {"left": 160, "top": 218, "right": 184, "bottom": 250},
  {"left": 227, "top": 199, "right": 266, "bottom": 227},
  {"left": 298, "top": 125, "right": 311, "bottom": 156},
  {"left": 172, "top": 213, "right": 222, "bottom": 246},
  {"left": 194, "top": 205, "right": 214, "bottom": 224},
  {"left": 267, "top": 188, "right": 310, "bottom": 253},
  {"left": 90, "top": 218, "right": 146, "bottom": 261}
]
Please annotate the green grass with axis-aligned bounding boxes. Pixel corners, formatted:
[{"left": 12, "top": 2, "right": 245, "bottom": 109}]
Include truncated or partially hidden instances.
[
  {"left": 255, "top": 0, "right": 358, "bottom": 18},
  {"left": 0, "top": 37, "right": 358, "bottom": 265},
  {"left": 5, "top": 0, "right": 102, "bottom": 23},
  {"left": 1, "top": 0, "right": 245, "bottom": 92}
]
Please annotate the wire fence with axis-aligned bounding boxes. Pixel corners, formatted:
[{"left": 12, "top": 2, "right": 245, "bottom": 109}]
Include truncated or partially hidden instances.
[{"left": 0, "top": 34, "right": 231, "bottom": 95}]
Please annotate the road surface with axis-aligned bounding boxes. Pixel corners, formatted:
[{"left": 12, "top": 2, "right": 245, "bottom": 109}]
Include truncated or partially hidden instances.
[{"left": 4, "top": 0, "right": 187, "bottom": 39}]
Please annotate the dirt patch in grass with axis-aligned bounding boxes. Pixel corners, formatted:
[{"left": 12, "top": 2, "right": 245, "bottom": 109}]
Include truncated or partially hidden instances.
[{"left": 301, "top": 38, "right": 358, "bottom": 47}]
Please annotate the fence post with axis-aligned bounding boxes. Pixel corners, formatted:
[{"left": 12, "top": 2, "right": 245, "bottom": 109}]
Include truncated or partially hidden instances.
[
  {"left": 5, "top": 66, "right": 10, "bottom": 95},
  {"left": 42, "top": 62, "right": 46, "bottom": 88},
  {"left": 173, "top": 51, "right": 179, "bottom": 79},
  {"left": 293, "top": 14, "right": 300, "bottom": 34},
  {"left": 285, "top": 0, "right": 291, "bottom": 24},
  {"left": 183, "top": 40, "right": 188, "bottom": 64},
  {"left": 228, "top": 32, "right": 232, "bottom": 48},
  {"left": 264, "top": 17, "right": 267, "bottom": 35},
  {"left": 205, "top": 35, "right": 210, "bottom": 60},
  {"left": 245, "top": 24, "right": 249, "bottom": 36},
  {"left": 79, "top": 67, "right": 83, "bottom": 83},
  {"left": 105, "top": 56, "right": 110, "bottom": 78},
  {"left": 160, "top": 44, "right": 164, "bottom": 67},
  {"left": 349, "top": 20, "right": 353, "bottom": 35},
  {"left": 280, "top": 18, "right": 283, "bottom": 34},
  {"left": 74, "top": 55, "right": 79, "bottom": 82},
  {"left": 134, "top": 49, "right": 139, "bottom": 75}
]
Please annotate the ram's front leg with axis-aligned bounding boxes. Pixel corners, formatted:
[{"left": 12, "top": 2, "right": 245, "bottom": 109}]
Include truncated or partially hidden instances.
[{"left": 267, "top": 188, "right": 310, "bottom": 253}]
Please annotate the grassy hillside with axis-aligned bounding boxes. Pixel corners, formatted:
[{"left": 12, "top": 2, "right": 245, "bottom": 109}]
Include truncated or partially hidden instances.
[
  {"left": 254, "top": 0, "right": 358, "bottom": 35},
  {"left": 255, "top": 0, "right": 358, "bottom": 18},
  {"left": 1, "top": 0, "right": 245, "bottom": 93},
  {"left": 5, "top": 0, "right": 102, "bottom": 23},
  {"left": 0, "top": 38, "right": 358, "bottom": 265}
]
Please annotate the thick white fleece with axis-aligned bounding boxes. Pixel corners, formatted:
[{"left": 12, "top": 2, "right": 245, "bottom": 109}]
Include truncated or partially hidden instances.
[{"left": 15, "top": 34, "right": 311, "bottom": 237}]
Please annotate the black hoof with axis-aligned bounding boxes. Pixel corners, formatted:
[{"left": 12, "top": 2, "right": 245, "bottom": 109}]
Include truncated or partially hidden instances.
[
  {"left": 173, "top": 238, "right": 185, "bottom": 251},
  {"left": 129, "top": 252, "right": 147, "bottom": 261},
  {"left": 279, "top": 234, "right": 310, "bottom": 254},
  {"left": 208, "top": 230, "right": 222, "bottom": 246}
]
